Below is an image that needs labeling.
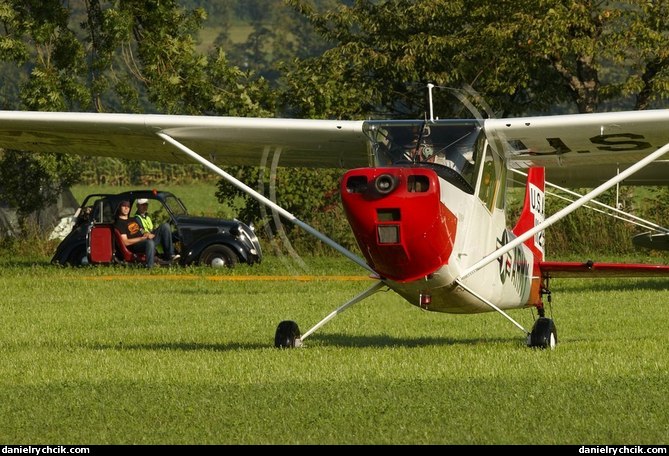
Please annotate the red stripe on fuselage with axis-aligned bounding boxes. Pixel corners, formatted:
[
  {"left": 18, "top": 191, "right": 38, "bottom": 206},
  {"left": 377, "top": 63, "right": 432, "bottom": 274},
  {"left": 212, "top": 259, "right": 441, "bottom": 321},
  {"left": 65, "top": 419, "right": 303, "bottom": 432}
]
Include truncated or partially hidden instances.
[{"left": 341, "top": 167, "right": 457, "bottom": 282}]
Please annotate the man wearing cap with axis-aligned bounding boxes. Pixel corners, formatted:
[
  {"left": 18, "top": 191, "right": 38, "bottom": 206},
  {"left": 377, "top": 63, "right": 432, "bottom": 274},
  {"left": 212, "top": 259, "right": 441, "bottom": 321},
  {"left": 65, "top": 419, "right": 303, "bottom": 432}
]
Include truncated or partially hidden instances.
[
  {"left": 134, "top": 198, "right": 180, "bottom": 263},
  {"left": 134, "top": 198, "right": 155, "bottom": 232},
  {"left": 114, "top": 199, "right": 178, "bottom": 268}
]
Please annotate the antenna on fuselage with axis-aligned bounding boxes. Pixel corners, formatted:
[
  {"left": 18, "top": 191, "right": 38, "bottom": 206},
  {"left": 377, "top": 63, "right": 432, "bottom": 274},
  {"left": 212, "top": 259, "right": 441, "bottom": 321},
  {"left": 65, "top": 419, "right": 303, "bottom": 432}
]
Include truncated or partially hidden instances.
[{"left": 427, "top": 82, "right": 435, "bottom": 123}]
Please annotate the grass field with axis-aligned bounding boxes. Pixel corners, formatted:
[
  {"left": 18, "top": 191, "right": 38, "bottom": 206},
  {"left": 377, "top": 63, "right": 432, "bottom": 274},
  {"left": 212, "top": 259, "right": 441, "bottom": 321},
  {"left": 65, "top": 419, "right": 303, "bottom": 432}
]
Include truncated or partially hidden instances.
[{"left": 0, "top": 254, "right": 668, "bottom": 444}]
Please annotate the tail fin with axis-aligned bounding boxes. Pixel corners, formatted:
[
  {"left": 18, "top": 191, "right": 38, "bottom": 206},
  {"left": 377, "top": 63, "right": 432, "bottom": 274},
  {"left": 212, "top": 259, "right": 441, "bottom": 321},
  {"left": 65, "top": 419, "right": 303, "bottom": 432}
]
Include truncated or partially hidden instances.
[{"left": 512, "top": 167, "right": 545, "bottom": 261}]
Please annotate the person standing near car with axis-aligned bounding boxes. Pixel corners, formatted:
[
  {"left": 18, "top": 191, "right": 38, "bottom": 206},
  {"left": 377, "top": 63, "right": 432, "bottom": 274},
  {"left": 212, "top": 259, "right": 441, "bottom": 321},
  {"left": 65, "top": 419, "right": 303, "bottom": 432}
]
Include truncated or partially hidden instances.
[{"left": 114, "top": 200, "right": 177, "bottom": 268}]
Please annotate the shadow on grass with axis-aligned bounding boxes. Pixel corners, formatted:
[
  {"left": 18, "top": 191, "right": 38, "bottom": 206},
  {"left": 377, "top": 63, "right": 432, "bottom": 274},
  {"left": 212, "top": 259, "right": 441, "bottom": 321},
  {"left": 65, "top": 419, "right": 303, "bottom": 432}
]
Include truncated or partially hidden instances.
[
  {"left": 309, "top": 332, "right": 520, "bottom": 348},
  {"left": 89, "top": 334, "right": 522, "bottom": 351},
  {"left": 555, "top": 278, "right": 669, "bottom": 293},
  {"left": 0, "top": 259, "right": 53, "bottom": 268},
  {"left": 92, "top": 341, "right": 270, "bottom": 351}
]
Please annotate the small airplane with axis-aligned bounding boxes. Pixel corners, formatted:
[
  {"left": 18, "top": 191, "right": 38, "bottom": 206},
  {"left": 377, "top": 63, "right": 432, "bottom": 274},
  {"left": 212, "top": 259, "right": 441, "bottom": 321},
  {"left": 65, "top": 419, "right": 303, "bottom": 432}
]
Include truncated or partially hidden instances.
[{"left": 2, "top": 85, "right": 669, "bottom": 349}]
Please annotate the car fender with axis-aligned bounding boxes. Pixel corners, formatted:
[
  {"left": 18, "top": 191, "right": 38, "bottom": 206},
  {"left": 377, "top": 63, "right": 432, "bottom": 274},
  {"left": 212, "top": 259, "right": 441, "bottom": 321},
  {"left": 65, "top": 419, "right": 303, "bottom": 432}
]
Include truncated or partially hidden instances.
[
  {"left": 182, "top": 233, "right": 253, "bottom": 264},
  {"left": 51, "top": 230, "right": 87, "bottom": 265}
]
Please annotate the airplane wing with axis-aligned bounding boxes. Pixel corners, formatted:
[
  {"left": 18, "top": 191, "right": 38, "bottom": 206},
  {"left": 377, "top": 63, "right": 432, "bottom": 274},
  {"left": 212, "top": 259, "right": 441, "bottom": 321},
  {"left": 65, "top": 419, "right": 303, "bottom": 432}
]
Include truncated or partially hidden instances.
[
  {"left": 0, "top": 111, "right": 370, "bottom": 169},
  {"left": 3, "top": 108, "right": 669, "bottom": 186},
  {"left": 539, "top": 260, "right": 669, "bottom": 278},
  {"left": 485, "top": 109, "right": 669, "bottom": 187}
]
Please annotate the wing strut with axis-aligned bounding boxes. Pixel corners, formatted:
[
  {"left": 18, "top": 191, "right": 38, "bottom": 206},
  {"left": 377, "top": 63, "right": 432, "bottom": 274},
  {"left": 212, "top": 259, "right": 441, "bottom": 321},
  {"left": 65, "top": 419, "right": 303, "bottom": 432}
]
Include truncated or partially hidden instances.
[
  {"left": 298, "top": 280, "right": 386, "bottom": 344},
  {"left": 454, "top": 279, "right": 529, "bottom": 335},
  {"left": 510, "top": 168, "right": 669, "bottom": 233},
  {"left": 459, "top": 140, "right": 669, "bottom": 280},
  {"left": 156, "top": 132, "right": 375, "bottom": 274}
]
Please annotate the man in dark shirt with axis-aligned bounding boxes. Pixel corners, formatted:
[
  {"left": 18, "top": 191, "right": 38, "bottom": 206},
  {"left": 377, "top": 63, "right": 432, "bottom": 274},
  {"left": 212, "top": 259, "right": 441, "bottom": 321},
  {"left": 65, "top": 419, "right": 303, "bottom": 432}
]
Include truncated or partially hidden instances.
[{"left": 114, "top": 200, "right": 177, "bottom": 268}]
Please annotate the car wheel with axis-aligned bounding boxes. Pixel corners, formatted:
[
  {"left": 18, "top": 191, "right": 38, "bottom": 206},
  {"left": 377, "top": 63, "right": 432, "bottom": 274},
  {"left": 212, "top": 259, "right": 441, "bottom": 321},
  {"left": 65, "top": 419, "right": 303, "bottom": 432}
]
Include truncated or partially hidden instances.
[
  {"left": 199, "top": 244, "right": 239, "bottom": 268},
  {"left": 66, "top": 246, "right": 89, "bottom": 267}
]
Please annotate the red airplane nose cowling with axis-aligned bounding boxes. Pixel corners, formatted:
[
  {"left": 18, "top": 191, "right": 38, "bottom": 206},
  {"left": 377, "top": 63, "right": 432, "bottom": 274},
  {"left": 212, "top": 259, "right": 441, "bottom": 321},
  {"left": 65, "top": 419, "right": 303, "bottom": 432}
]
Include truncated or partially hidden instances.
[{"left": 341, "top": 167, "right": 457, "bottom": 282}]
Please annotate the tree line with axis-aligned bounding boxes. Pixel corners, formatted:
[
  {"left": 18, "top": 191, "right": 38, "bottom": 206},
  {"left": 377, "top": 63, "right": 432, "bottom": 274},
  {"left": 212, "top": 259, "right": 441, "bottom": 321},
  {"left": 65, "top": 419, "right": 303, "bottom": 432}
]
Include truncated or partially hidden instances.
[{"left": 1, "top": 0, "right": 669, "bottom": 254}]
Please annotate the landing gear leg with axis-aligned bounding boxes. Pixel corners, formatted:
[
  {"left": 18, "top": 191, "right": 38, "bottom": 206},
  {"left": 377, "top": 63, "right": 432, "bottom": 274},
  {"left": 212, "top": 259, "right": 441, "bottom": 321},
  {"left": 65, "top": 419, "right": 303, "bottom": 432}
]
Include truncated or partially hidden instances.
[{"left": 273, "top": 281, "right": 386, "bottom": 348}]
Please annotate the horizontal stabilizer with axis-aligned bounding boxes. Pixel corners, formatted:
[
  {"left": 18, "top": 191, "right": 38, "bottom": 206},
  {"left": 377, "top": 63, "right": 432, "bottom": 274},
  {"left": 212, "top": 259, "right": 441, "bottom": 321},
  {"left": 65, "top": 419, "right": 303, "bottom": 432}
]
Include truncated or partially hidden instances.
[
  {"left": 632, "top": 232, "right": 669, "bottom": 251},
  {"left": 540, "top": 260, "right": 669, "bottom": 278}
]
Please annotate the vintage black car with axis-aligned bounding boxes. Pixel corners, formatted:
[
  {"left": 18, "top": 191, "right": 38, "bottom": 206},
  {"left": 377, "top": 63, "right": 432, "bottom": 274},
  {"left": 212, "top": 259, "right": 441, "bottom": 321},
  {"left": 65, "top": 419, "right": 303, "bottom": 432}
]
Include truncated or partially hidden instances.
[{"left": 52, "top": 190, "right": 262, "bottom": 268}]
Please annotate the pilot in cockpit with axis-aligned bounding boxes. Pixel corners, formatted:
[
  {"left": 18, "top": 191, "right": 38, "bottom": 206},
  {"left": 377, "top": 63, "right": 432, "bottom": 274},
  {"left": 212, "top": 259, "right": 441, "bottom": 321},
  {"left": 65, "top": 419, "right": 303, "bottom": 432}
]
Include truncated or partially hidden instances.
[
  {"left": 390, "top": 125, "right": 434, "bottom": 163},
  {"left": 430, "top": 146, "right": 471, "bottom": 173},
  {"left": 380, "top": 125, "right": 472, "bottom": 175},
  {"left": 378, "top": 127, "right": 420, "bottom": 163},
  {"left": 413, "top": 126, "right": 465, "bottom": 173}
]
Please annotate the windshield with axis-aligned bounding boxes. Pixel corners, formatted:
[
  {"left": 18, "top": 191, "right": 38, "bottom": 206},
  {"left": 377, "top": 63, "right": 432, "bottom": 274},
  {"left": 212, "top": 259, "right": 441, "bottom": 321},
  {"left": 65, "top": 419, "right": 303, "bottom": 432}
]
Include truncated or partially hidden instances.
[
  {"left": 164, "top": 194, "right": 188, "bottom": 216},
  {"left": 364, "top": 120, "right": 482, "bottom": 189}
]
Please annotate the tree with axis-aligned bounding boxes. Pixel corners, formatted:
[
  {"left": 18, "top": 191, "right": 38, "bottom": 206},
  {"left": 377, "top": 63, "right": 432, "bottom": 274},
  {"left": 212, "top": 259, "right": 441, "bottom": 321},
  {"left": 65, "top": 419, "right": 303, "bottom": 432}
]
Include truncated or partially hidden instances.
[
  {"left": 0, "top": 0, "right": 275, "bottom": 233},
  {"left": 0, "top": 0, "right": 88, "bottom": 230},
  {"left": 218, "top": 0, "right": 338, "bottom": 83},
  {"left": 0, "top": 150, "right": 81, "bottom": 232},
  {"left": 509, "top": 0, "right": 669, "bottom": 113},
  {"left": 81, "top": 0, "right": 274, "bottom": 116},
  {"left": 282, "top": 0, "right": 669, "bottom": 118}
]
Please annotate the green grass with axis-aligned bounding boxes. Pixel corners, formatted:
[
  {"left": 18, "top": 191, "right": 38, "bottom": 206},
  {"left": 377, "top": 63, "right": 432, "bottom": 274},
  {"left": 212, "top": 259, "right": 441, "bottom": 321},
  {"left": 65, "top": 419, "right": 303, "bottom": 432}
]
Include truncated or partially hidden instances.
[{"left": 0, "top": 256, "right": 668, "bottom": 444}]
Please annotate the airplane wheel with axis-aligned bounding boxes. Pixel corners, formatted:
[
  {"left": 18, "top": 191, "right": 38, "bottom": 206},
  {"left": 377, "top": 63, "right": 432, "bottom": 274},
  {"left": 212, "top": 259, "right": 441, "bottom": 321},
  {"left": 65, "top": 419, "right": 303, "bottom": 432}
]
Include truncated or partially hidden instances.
[
  {"left": 274, "top": 320, "right": 301, "bottom": 348},
  {"left": 528, "top": 317, "right": 557, "bottom": 350}
]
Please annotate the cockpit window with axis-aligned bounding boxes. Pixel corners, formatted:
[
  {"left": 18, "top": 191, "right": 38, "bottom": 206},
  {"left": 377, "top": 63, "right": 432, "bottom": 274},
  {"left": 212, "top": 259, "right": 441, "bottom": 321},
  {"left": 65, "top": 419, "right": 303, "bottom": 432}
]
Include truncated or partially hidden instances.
[
  {"left": 364, "top": 120, "right": 482, "bottom": 191},
  {"left": 471, "top": 137, "right": 506, "bottom": 212}
]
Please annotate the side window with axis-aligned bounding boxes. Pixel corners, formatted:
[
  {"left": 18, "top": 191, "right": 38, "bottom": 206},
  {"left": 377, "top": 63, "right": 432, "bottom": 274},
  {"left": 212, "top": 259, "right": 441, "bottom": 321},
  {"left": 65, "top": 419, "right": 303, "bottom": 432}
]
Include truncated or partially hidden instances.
[
  {"left": 477, "top": 147, "right": 498, "bottom": 211},
  {"left": 478, "top": 143, "right": 504, "bottom": 212},
  {"left": 91, "top": 198, "right": 114, "bottom": 224},
  {"left": 495, "top": 157, "right": 507, "bottom": 210},
  {"left": 468, "top": 133, "right": 487, "bottom": 190},
  {"left": 102, "top": 203, "right": 114, "bottom": 223}
]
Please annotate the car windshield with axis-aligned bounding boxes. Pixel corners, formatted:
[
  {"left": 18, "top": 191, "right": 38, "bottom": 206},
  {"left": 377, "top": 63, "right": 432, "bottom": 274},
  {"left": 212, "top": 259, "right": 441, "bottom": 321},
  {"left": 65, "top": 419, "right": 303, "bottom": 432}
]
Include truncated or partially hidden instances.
[{"left": 164, "top": 194, "right": 188, "bottom": 216}]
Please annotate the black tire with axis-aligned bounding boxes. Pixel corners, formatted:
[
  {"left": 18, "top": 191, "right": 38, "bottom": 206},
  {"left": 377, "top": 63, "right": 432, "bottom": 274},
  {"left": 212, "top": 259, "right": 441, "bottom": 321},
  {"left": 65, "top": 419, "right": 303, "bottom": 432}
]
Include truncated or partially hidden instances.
[
  {"left": 274, "top": 320, "right": 301, "bottom": 348},
  {"left": 65, "top": 246, "right": 89, "bottom": 267},
  {"left": 198, "top": 244, "right": 239, "bottom": 268},
  {"left": 528, "top": 317, "right": 557, "bottom": 349}
]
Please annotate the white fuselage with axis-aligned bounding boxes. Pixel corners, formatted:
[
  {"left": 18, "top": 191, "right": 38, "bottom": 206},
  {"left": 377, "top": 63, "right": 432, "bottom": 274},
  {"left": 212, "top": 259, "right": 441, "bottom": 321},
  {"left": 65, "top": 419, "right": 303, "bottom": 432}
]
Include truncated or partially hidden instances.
[{"left": 384, "top": 177, "right": 536, "bottom": 313}]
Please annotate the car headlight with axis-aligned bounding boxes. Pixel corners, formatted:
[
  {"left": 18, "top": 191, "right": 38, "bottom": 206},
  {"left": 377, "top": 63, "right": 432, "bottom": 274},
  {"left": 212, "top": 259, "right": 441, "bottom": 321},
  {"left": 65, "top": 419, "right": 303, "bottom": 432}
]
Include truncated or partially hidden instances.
[{"left": 238, "top": 223, "right": 261, "bottom": 257}]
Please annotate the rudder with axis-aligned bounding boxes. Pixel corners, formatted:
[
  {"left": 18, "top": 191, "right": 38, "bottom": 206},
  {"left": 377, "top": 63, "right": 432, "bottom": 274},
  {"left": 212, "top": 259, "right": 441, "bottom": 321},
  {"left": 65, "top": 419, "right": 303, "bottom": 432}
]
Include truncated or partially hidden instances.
[{"left": 512, "top": 167, "right": 545, "bottom": 261}]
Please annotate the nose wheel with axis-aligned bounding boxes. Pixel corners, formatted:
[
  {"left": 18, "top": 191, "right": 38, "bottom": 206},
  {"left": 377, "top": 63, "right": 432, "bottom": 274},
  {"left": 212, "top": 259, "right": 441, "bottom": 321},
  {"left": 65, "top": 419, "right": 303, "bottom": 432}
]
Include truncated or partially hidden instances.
[
  {"left": 527, "top": 317, "right": 557, "bottom": 349},
  {"left": 274, "top": 320, "right": 302, "bottom": 348}
]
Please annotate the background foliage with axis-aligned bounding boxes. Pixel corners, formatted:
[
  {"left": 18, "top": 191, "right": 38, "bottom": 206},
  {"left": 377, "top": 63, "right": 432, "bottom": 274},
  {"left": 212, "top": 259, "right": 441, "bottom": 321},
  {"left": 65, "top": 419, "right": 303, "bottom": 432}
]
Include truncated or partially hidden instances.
[{"left": 2, "top": 0, "right": 669, "bottom": 256}]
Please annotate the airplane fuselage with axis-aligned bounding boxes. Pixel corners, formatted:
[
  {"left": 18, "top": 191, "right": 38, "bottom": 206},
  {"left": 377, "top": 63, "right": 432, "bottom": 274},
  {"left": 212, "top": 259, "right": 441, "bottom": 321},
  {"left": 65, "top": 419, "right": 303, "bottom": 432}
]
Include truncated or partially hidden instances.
[{"left": 340, "top": 121, "right": 544, "bottom": 314}]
